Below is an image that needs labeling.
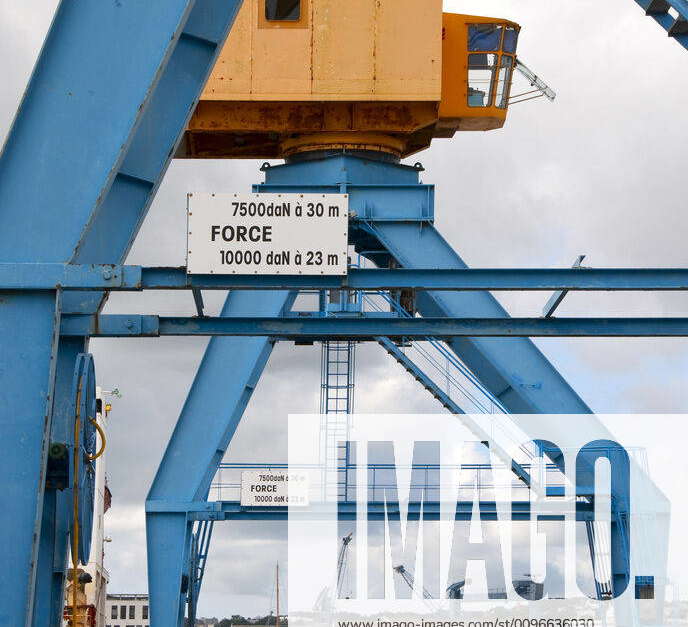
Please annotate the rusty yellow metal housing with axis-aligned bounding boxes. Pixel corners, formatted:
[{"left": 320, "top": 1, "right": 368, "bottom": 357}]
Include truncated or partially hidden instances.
[{"left": 180, "top": 0, "right": 520, "bottom": 159}]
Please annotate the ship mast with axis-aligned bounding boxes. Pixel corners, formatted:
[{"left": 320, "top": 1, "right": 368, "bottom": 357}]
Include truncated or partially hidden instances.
[{"left": 275, "top": 562, "right": 280, "bottom": 627}]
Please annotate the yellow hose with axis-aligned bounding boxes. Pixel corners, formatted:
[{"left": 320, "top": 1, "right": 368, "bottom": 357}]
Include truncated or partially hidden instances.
[
  {"left": 87, "top": 417, "right": 106, "bottom": 461},
  {"left": 70, "top": 385, "right": 107, "bottom": 626},
  {"left": 71, "top": 384, "right": 81, "bottom": 626}
]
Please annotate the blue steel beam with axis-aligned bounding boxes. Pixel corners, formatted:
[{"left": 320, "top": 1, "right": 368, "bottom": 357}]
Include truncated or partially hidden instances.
[
  {"left": 52, "top": 8, "right": 243, "bottom": 622},
  {"left": 0, "top": 264, "right": 142, "bottom": 291},
  {"left": 134, "top": 266, "right": 688, "bottom": 291},
  {"left": 143, "top": 155, "right": 670, "bottom": 624},
  {"left": 542, "top": 256, "right": 586, "bottom": 318},
  {"left": 369, "top": 221, "right": 596, "bottom": 414},
  {"left": 146, "top": 500, "right": 587, "bottom": 522},
  {"left": 33, "top": 336, "right": 87, "bottom": 627},
  {"left": 63, "top": 0, "right": 245, "bottom": 315},
  {"left": 0, "top": 1, "right": 245, "bottom": 624},
  {"left": 9, "top": 263, "right": 688, "bottom": 291},
  {"left": 59, "top": 313, "right": 688, "bottom": 338},
  {"left": 635, "top": 0, "right": 688, "bottom": 50},
  {"left": 146, "top": 289, "right": 295, "bottom": 626},
  {"left": 0, "top": 292, "right": 62, "bottom": 627},
  {"left": 0, "top": 0, "right": 208, "bottom": 264}
]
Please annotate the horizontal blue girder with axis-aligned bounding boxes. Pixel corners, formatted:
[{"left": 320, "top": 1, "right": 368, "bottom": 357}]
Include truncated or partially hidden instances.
[
  {"left": 0, "top": 264, "right": 142, "bottom": 290},
  {"left": 146, "top": 500, "right": 585, "bottom": 522},
  {"left": 7, "top": 264, "right": 688, "bottom": 291},
  {"left": 59, "top": 314, "right": 688, "bottom": 338}
]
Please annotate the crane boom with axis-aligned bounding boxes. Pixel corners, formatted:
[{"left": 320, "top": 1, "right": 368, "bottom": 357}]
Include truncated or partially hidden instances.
[
  {"left": 336, "top": 533, "right": 354, "bottom": 597},
  {"left": 393, "top": 565, "right": 434, "bottom": 600}
]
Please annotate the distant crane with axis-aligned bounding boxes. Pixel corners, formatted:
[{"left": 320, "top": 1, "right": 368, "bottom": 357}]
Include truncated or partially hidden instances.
[
  {"left": 393, "top": 565, "right": 433, "bottom": 600},
  {"left": 446, "top": 580, "right": 466, "bottom": 600},
  {"left": 336, "top": 532, "right": 354, "bottom": 598},
  {"left": 314, "top": 532, "right": 355, "bottom": 613}
]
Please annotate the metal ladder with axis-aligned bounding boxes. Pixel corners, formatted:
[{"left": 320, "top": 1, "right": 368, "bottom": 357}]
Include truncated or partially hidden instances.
[
  {"left": 320, "top": 340, "right": 355, "bottom": 501},
  {"left": 187, "top": 520, "right": 214, "bottom": 624},
  {"left": 634, "top": 0, "right": 688, "bottom": 50}
]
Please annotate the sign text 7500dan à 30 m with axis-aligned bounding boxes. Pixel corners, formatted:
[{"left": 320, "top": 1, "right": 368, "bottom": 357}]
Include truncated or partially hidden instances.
[{"left": 187, "top": 192, "right": 349, "bottom": 275}]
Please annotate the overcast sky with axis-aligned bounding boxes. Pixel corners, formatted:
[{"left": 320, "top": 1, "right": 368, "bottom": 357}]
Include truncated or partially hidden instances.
[{"left": 2, "top": 0, "right": 688, "bottom": 619}]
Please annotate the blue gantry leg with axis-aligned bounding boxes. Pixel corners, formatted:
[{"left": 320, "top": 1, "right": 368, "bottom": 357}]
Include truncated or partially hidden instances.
[
  {"left": 146, "top": 289, "right": 294, "bottom": 625},
  {"left": 0, "top": 1, "right": 244, "bottom": 622},
  {"left": 32, "top": 336, "right": 87, "bottom": 627}
]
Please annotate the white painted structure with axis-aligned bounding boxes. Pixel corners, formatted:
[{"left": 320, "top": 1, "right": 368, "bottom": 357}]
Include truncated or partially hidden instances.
[
  {"left": 105, "top": 593, "right": 149, "bottom": 627},
  {"left": 187, "top": 192, "right": 349, "bottom": 275},
  {"left": 84, "top": 387, "right": 111, "bottom": 625}
]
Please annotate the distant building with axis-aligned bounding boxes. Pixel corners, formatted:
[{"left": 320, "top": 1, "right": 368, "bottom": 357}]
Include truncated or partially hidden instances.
[
  {"left": 105, "top": 593, "right": 149, "bottom": 627},
  {"left": 447, "top": 578, "right": 544, "bottom": 601}
]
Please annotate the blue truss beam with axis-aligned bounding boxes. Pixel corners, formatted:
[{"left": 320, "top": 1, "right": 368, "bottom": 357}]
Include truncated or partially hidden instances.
[
  {"left": 59, "top": 313, "right": 688, "bottom": 338},
  {"left": 7, "top": 264, "right": 688, "bottom": 292}
]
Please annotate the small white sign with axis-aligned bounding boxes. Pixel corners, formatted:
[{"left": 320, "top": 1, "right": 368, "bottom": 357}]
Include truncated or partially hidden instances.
[
  {"left": 187, "top": 193, "right": 349, "bottom": 275},
  {"left": 240, "top": 470, "right": 309, "bottom": 507}
]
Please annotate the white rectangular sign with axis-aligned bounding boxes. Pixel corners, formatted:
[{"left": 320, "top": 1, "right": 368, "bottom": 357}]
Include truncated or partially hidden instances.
[
  {"left": 187, "top": 193, "right": 349, "bottom": 275},
  {"left": 240, "top": 470, "right": 309, "bottom": 507}
]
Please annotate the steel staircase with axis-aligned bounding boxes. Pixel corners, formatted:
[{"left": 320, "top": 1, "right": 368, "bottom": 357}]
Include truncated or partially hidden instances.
[{"left": 376, "top": 336, "right": 534, "bottom": 487}]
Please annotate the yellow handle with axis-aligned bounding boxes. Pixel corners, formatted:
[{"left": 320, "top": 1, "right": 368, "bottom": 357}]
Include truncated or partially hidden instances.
[{"left": 87, "top": 416, "right": 106, "bottom": 461}]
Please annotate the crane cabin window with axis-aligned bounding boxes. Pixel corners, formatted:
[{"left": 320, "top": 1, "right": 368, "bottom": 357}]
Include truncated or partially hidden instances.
[
  {"left": 495, "top": 55, "right": 514, "bottom": 108},
  {"left": 266, "top": 0, "right": 301, "bottom": 21},
  {"left": 467, "top": 23, "right": 518, "bottom": 108},
  {"left": 468, "top": 53, "right": 498, "bottom": 107},
  {"left": 468, "top": 24, "right": 503, "bottom": 52},
  {"left": 503, "top": 25, "right": 519, "bottom": 53}
]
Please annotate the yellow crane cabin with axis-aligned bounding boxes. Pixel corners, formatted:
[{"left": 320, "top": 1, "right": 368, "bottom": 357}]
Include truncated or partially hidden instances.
[{"left": 179, "top": 0, "right": 520, "bottom": 159}]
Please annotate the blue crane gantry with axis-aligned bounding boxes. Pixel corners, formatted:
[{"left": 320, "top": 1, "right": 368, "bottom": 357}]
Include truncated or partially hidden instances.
[
  {"left": 0, "top": 1, "right": 685, "bottom": 626},
  {"left": 0, "top": 1, "right": 245, "bottom": 625}
]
